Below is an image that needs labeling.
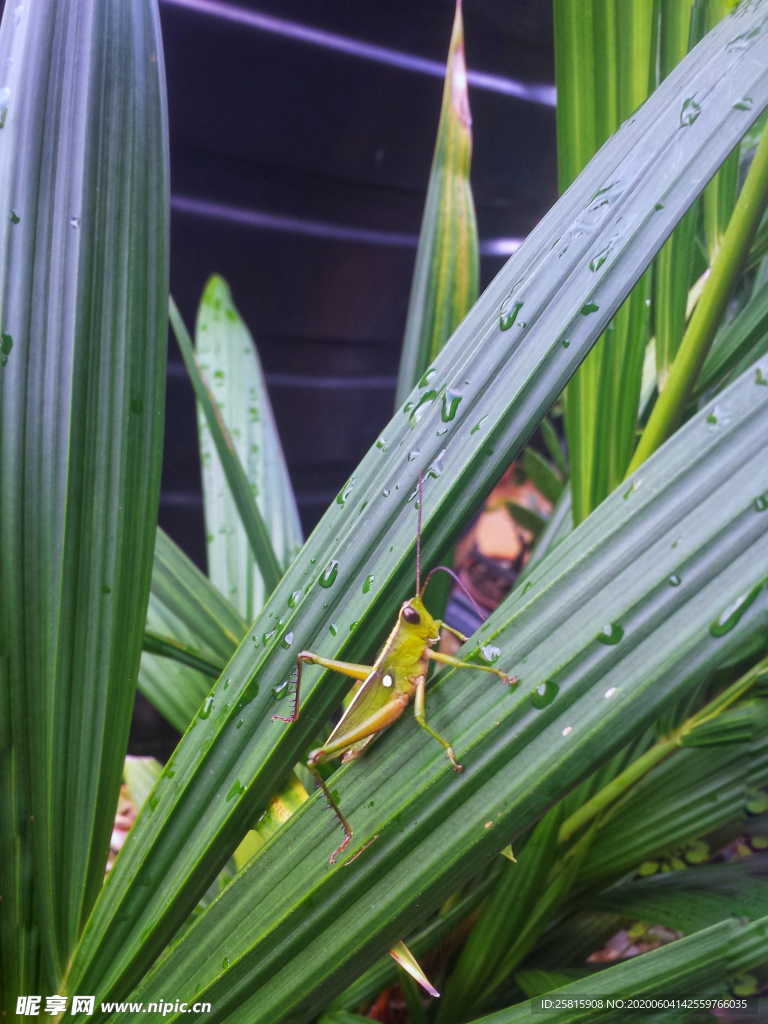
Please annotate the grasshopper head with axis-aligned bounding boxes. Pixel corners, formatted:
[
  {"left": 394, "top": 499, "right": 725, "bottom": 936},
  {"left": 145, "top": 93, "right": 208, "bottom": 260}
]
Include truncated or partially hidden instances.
[{"left": 399, "top": 595, "right": 440, "bottom": 644}]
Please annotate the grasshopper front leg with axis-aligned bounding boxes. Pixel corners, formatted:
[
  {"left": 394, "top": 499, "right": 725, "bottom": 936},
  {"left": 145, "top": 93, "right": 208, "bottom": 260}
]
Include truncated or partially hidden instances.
[
  {"left": 272, "top": 652, "right": 372, "bottom": 723},
  {"left": 427, "top": 647, "right": 518, "bottom": 687},
  {"left": 413, "top": 677, "right": 463, "bottom": 771}
]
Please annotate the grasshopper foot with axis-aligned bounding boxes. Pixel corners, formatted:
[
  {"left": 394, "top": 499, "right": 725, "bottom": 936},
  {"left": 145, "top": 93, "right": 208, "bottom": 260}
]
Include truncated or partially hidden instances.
[
  {"left": 501, "top": 673, "right": 519, "bottom": 687},
  {"left": 272, "top": 712, "right": 298, "bottom": 723}
]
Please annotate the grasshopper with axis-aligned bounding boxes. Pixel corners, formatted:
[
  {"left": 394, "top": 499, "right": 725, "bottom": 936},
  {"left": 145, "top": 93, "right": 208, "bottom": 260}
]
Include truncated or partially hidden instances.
[{"left": 274, "top": 477, "right": 518, "bottom": 863}]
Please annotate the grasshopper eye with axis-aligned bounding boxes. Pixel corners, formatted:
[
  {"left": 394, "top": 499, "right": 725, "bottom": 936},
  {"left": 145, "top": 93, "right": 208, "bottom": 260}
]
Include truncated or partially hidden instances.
[{"left": 402, "top": 605, "right": 421, "bottom": 625}]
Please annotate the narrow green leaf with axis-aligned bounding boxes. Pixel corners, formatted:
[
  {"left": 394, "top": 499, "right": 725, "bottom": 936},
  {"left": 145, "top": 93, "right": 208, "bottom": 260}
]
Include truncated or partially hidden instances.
[
  {"left": 522, "top": 448, "right": 564, "bottom": 505},
  {"left": 123, "top": 758, "right": 163, "bottom": 813},
  {"left": 506, "top": 501, "right": 546, "bottom": 538},
  {"left": 654, "top": 0, "right": 698, "bottom": 387},
  {"left": 541, "top": 416, "right": 568, "bottom": 477},
  {"left": 557, "top": 0, "right": 655, "bottom": 522},
  {"left": 142, "top": 632, "right": 223, "bottom": 681},
  {"left": 592, "top": 856, "right": 768, "bottom": 932},
  {"left": 702, "top": 1, "right": 742, "bottom": 262},
  {"left": 139, "top": 529, "right": 246, "bottom": 731},
  {"left": 67, "top": 11, "right": 768, "bottom": 1007},
  {"left": 196, "top": 275, "right": 302, "bottom": 620},
  {"left": 696, "top": 278, "right": 768, "bottom": 395},
  {"left": 0, "top": 0, "right": 168, "bottom": 1001},
  {"left": 438, "top": 807, "right": 565, "bottom": 1020},
  {"left": 467, "top": 916, "right": 768, "bottom": 1023},
  {"left": 170, "top": 298, "right": 283, "bottom": 595},
  {"left": 395, "top": 0, "right": 478, "bottom": 404}
]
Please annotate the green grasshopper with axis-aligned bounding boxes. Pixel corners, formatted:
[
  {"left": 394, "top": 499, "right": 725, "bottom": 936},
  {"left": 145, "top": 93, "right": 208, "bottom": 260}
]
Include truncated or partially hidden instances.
[{"left": 274, "top": 476, "right": 518, "bottom": 863}]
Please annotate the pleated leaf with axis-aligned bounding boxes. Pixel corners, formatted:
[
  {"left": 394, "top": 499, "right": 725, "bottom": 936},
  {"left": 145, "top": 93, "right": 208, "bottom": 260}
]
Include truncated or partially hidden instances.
[
  {"left": 394, "top": 0, "right": 478, "bottom": 405},
  {"left": 139, "top": 529, "right": 247, "bottom": 731},
  {"left": 196, "top": 275, "right": 302, "bottom": 620},
  {"left": 0, "top": 0, "right": 168, "bottom": 1005}
]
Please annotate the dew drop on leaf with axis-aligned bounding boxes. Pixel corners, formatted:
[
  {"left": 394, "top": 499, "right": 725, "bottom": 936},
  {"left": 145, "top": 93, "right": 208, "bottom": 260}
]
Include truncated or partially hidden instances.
[
  {"left": 530, "top": 680, "right": 559, "bottom": 709},
  {"left": 319, "top": 560, "right": 339, "bottom": 588},
  {"left": 597, "top": 622, "right": 624, "bottom": 645}
]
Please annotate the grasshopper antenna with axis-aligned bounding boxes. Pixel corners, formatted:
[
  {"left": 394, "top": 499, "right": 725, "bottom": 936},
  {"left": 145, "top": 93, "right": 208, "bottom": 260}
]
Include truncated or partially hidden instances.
[
  {"left": 415, "top": 471, "right": 424, "bottom": 594},
  {"left": 421, "top": 564, "right": 487, "bottom": 621}
]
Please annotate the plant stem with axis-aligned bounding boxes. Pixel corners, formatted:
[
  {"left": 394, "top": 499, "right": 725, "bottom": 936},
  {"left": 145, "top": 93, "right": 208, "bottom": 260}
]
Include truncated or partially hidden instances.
[
  {"left": 558, "top": 655, "right": 768, "bottom": 845},
  {"left": 628, "top": 122, "right": 768, "bottom": 473}
]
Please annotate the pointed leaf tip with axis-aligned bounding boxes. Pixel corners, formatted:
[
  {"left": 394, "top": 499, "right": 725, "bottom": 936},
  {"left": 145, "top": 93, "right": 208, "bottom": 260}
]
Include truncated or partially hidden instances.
[{"left": 389, "top": 939, "right": 440, "bottom": 998}]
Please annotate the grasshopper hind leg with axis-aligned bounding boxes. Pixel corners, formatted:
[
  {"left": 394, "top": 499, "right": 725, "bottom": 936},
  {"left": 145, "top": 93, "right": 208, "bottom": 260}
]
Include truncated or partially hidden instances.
[{"left": 308, "top": 758, "right": 353, "bottom": 864}]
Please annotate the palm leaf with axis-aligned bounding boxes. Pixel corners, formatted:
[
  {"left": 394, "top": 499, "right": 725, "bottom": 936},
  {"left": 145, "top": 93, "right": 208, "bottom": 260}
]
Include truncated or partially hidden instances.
[
  {"left": 0, "top": 0, "right": 168, "bottom": 1004},
  {"left": 395, "top": 0, "right": 478, "bottom": 405},
  {"left": 195, "top": 275, "right": 301, "bottom": 620}
]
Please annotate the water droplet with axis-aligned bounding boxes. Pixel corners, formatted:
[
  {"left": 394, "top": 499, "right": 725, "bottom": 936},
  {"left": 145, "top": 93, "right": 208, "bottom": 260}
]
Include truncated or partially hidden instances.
[
  {"left": 1, "top": 333, "right": 13, "bottom": 362},
  {"left": 530, "top": 680, "right": 559, "bottom": 709},
  {"left": 375, "top": 437, "right": 387, "bottom": 450},
  {"left": 408, "top": 449, "right": 420, "bottom": 462},
  {"left": 9, "top": 209, "right": 19, "bottom": 224},
  {"left": 499, "top": 300, "right": 524, "bottom": 331},
  {"left": 426, "top": 448, "right": 447, "bottom": 480},
  {"left": 382, "top": 487, "right": 391, "bottom": 497},
  {"left": 479, "top": 644, "right": 500, "bottom": 664},
  {"left": 654, "top": 202, "right": 665, "bottom": 211},
  {"left": 418, "top": 367, "right": 437, "bottom": 387},
  {"left": 709, "top": 581, "right": 766, "bottom": 637},
  {"left": 754, "top": 494, "right": 768, "bottom": 511},
  {"left": 470, "top": 415, "right": 488, "bottom": 435},
  {"left": 734, "top": 96, "right": 754, "bottom": 111},
  {"left": 261, "top": 629, "right": 276, "bottom": 646},
  {"left": 69, "top": 216, "right": 80, "bottom": 229},
  {"left": 222, "top": 957, "right": 231, "bottom": 970},
  {"left": 363, "top": 574, "right": 375, "bottom": 594},
  {"left": 148, "top": 793, "right": 159, "bottom": 811},
  {"left": 281, "top": 631, "right": 294, "bottom": 649},
  {"left": 336, "top": 479, "right": 354, "bottom": 505},
  {"left": 561, "top": 337, "right": 570, "bottom": 348},
  {"left": 706, "top": 411, "right": 718, "bottom": 426},
  {"left": 319, "top": 560, "right": 339, "bottom": 587},
  {"left": 199, "top": 695, "right": 214, "bottom": 719},
  {"left": 407, "top": 389, "right": 438, "bottom": 425},
  {"left": 589, "top": 240, "right": 615, "bottom": 272},
  {"left": 597, "top": 622, "right": 624, "bottom": 645},
  {"left": 580, "top": 302, "right": 599, "bottom": 315},
  {"left": 754, "top": 368, "right": 768, "bottom": 387},
  {"left": 288, "top": 590, "right": 301, "bottom": 608},
  {"left": 226, "top": 779, "right": 244, "bottom": 801},
  {"left": 604, "top": 687, "right": 618, "bottom": 699},
  {"left": 329, "top": 622, "right": 338, "bottom": 637},
  {"left": 679, "top": 96, "right": 702, "bottom": 127},
  {"left": 726, "top": 27, "right": 760, "bottom": 55},
  {"left": 0, "top": 87, "right": 10, "bottom": 129},
  {"left": 272, "top": 679, "right": 291, "bottom": 701},
  {"left": 561, "top": 725, "right": 573, "bottom": 737},
  {"left": 441, "top": 389, "right": 463, "bottom": 422},
  {"left": 668, "top": 574, "right": 682, "bottom": 587}
]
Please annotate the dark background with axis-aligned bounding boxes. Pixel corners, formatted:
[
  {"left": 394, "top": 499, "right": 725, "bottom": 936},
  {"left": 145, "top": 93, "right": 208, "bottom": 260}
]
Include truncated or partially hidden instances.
[{"left": 161, "top": 0, "right": 558, "bottom": 567}]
